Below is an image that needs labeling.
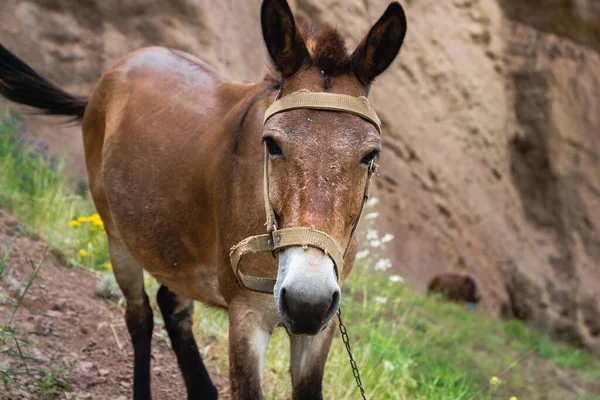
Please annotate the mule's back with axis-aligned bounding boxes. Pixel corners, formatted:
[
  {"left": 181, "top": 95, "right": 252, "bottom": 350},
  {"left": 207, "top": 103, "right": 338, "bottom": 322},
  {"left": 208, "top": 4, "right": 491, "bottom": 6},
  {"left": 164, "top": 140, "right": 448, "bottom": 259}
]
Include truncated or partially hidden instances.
[{"left": 83, "top": 46, "right": 272, "bottom": 304}]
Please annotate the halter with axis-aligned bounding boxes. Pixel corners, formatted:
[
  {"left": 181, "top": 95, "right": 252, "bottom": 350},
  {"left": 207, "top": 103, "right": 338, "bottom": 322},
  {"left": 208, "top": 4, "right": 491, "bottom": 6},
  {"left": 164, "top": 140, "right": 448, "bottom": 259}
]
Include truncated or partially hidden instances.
[{"left": 229, "top": 90, "right": 380, "bottom": 293}]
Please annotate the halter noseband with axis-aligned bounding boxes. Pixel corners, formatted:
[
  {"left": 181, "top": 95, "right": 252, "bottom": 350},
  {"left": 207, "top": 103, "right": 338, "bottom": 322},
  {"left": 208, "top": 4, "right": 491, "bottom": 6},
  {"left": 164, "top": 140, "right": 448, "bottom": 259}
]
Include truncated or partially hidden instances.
[{"left": 229, "top": 90, "right": 380, "bottom": 293}]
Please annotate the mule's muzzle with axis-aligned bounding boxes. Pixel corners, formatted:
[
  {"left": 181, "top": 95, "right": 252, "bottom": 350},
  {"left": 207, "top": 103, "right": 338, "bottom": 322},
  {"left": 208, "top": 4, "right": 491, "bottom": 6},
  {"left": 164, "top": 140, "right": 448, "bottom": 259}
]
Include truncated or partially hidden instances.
[
  {"left": 279, "top": 284, "right": 340, "bottom": 335},
  {"left": 275, "top": 247, "right": 341, "bottom": 335}
]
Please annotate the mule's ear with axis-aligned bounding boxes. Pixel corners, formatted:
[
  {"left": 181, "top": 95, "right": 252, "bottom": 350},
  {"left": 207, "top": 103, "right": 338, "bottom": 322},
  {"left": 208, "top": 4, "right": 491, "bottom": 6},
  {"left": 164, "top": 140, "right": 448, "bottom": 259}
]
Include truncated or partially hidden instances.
[
  {"left": 261, "top": 0, "right": 309, "bottom": 77},
  {"left": 351, "top": 2, "right": 407, "bottom": 85}
]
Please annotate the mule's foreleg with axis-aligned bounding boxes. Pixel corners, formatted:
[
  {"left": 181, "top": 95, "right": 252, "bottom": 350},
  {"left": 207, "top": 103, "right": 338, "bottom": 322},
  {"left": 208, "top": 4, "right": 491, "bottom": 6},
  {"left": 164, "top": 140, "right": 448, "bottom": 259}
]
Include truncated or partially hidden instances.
[
  {"left": 156, "top": 285, "right": 218, "bottom": 399},
  {"left": 109, "top": 242, "right": 153, "bottom": 400},
  {"left": 228, "top": 304, "right": 271, "bottom": 399},
  {"left": 289, "top": 320, "right": 337, "bottom": 400}
]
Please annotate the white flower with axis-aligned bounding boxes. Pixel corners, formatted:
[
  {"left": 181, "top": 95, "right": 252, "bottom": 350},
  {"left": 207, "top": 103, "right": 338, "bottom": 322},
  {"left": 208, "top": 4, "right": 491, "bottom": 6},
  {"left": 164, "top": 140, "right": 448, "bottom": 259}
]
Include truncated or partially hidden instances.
[
  {"left": 374, "top": 258, "right": 392, "bottom": 271},
  {"left": 375, "top": 296, "right": 388, "bottom": 305},
  {"left": 383, "top": 360, "right": 395, "bottom": 371},
  {"left": 365, "top": 212, "right": 379, "bottom": 220},
  {"left": 389, "top": 275, "right": 404, "bottom": 283},
  {"left": 369, "top": 240, "right": 382, "bottom": 248},
  {"left": 366, "top": 229, "right": 378, "bottom": 241},
  {"left": 356, "top": 249, "right": 370, "bottom": 260},
  {"left": 381, "top": 233, "right": 394, "bottom": 243},
  {"left": 366, "top": 197, "right": 379, "bottom": 207}
]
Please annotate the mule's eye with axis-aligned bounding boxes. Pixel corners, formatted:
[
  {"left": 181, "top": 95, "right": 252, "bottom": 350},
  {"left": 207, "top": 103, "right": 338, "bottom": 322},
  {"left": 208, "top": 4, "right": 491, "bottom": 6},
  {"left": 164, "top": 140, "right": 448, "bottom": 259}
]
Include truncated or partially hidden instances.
[
  {"left": 360, "top": 150, "right": 379, "bottom": 165},
  {"left": 263, "top": 137, "right": 283, "bottom": 157}
]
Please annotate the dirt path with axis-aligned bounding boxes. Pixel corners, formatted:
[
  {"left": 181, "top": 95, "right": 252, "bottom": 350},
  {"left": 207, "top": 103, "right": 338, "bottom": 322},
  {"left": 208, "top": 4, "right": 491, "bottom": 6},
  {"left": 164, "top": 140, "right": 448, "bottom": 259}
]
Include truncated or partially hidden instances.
[{"left": 0, "top": 209, "right": 229, "bottom": 399}]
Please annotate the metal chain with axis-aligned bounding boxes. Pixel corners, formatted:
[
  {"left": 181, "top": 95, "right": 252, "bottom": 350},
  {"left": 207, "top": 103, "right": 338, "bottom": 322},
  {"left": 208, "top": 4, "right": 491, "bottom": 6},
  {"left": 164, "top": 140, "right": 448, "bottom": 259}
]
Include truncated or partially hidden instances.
[{"left": 337, "top": 308, "right": 367, "bottom": 400}]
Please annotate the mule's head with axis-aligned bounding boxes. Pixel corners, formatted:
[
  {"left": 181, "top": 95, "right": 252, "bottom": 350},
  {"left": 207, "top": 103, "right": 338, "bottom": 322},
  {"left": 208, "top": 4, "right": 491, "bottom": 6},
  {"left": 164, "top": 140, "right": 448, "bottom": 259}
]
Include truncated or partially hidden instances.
[{"left": 260, "top": 0, "right": 407, "bottom": 335}]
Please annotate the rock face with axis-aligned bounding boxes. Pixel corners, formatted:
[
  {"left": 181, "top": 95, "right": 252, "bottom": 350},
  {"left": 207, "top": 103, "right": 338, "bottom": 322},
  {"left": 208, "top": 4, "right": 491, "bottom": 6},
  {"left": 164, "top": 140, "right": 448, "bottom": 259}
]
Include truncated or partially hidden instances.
[{"left": 1, "top": 0, "right": 599, "bottom": 356}]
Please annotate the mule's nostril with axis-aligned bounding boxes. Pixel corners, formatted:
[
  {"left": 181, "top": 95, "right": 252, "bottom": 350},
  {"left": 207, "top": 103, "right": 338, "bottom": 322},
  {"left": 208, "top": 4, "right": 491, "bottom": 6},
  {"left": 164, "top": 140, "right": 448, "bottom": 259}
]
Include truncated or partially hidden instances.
[
  {"left": 326, "top": 290, "right": 340, "bottom": 318},
  {"left": 280, "top": 288, "right": 290, "bottom": 315}
]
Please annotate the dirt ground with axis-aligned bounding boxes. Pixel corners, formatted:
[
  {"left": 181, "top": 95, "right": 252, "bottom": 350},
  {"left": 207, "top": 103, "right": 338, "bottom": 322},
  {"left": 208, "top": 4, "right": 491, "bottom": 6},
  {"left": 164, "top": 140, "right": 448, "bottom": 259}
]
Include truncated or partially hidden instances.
[{"left": 0, "top": 209, "right": 229, "bottom": 399}]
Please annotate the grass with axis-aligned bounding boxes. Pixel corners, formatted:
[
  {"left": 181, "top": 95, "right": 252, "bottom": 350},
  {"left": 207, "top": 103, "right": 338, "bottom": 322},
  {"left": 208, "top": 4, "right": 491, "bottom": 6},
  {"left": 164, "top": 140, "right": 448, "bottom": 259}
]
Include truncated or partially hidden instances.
[
  {"left": 1, "top": 111, "right": 600, "bottom": 399},
  {"left": 1, "top": 241, "right": 39, "bottom": 390},
  {"left": 175, "top": 218, "right": 600, "bottom": 400},
  {"left": 0, "top": 240, "right": 62, "bottom": 395},
  {"left": 0, "top": 243, "right": 71, "bottom": 397}
]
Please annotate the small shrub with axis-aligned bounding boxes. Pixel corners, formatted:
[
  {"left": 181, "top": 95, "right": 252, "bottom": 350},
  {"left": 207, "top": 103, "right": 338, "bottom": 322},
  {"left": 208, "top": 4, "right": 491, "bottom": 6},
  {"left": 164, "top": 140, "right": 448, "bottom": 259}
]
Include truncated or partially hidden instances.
[
  {"left": 67, "top": 213, "right": 110, "bottom": 270},
  {"left": 1, "top": 243, "right": 49, "bottom": 396},
  {"left": 0, "top": 111, "right": 108, "bottom": 270}
]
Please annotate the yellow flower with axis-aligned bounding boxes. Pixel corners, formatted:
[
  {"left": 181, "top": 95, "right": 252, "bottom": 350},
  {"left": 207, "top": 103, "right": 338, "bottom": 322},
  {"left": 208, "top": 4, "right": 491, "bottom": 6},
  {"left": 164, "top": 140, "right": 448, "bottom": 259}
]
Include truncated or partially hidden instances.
[
  {"left": 89, "top": 226, "right": 98, "bottom": 232},
  {"left": 490, "top": 376, "right": 499, "bottom": 386},
  {"left": 78, "top": 216, "right": 90, "bottom": 223},
  {"left": 69, "top": 220, "right": 80, "bottom": 227},
  {"left": 79, "top": 249, "right": 88, "bottom": 257},
  {"left": 509, "top": 397, "right": 517, "bottom": 400},
  {"left": 92, "top": 219, "right": 104, "bottom": 228},
  {"left": 90, "top": 213, "right": 101, "bottom": 221},
  {"left": 104, "top": 263, "right": 112, "bottom": 270}
]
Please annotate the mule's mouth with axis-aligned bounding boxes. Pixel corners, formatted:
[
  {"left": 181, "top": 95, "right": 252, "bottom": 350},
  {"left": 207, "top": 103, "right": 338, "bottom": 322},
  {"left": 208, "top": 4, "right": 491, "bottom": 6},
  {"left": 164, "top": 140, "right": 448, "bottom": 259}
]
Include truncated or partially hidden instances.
[
  {"left": 281, "top": 319, "right": 332, "bottom": 336},
  {"left": 274, "top": 247, "right": 341, "bottom": 335}
]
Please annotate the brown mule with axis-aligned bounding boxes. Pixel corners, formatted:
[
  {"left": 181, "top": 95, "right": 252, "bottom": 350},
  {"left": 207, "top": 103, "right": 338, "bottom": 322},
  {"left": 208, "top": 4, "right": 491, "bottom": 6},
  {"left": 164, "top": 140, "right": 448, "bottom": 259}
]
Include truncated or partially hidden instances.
[{"left": 0, "top": 1, "right": 407, "bottom": 398}]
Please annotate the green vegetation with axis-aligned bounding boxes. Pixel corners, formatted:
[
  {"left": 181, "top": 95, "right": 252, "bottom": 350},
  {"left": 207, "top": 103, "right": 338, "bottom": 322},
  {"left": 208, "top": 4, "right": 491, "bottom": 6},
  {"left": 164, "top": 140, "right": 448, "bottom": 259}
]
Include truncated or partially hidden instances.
[
  {"left": 1, "top": 111, "right": 599, "bottom": 399},
  {"left": 178, "top": 216, "right": 600, "bottom": 400},
  {"left": 1, "top": 242, "right": 71, "bottom": 397},
  {"left": 0, "top": 110, "right": 109, "bottom": 270}
]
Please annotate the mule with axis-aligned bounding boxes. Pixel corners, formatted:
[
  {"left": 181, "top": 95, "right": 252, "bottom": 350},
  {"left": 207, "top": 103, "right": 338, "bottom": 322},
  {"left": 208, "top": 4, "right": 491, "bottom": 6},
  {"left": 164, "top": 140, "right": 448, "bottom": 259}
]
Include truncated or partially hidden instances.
[
  {"left": 0, "top": 0, "right": 407, "bottom": 398},
  {"left": 427, "top": 273, "right": 482, "bottom": 304}
]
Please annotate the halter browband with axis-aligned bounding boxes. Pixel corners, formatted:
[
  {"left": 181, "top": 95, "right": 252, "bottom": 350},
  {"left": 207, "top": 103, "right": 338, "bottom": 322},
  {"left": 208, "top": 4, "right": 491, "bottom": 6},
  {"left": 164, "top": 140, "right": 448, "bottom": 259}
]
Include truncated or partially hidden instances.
[
  {"left": 263, "top": 90, "right": 381, "bottom": 134},
  {"left": 229, "top": 90, "right": 380, "bottom": 293}
]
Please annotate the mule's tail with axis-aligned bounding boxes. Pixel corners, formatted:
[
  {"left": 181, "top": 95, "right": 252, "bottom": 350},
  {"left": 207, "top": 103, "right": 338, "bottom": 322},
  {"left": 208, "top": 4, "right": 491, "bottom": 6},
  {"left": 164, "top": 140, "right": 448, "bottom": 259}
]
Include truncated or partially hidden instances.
[{"left": 0, "top": 44, "right": 88, "bottom": 122}]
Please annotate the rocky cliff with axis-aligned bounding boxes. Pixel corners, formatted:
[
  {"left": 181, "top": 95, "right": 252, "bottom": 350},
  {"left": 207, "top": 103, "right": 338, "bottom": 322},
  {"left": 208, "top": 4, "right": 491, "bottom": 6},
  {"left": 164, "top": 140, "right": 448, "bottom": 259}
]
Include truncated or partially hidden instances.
[{"left": 1, "top": 0, "right": 599, "bottom": 356}]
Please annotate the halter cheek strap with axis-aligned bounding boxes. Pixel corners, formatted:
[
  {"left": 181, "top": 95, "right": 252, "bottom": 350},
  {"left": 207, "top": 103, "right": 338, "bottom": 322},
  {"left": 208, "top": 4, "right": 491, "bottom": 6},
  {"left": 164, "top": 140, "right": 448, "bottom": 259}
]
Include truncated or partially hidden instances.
[{"left": 229, "top": 90, "right": 380, "bottom": 294}]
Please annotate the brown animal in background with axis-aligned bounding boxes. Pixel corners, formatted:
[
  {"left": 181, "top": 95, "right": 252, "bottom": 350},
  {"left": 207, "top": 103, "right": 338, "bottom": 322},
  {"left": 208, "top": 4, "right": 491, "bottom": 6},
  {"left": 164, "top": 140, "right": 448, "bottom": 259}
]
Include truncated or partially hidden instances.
[
  {"left": 0, "top": 0, "right": 407, "bottom": 399},
  {"left": 427, "top": 273, "right": 481, "bottom": 304}
]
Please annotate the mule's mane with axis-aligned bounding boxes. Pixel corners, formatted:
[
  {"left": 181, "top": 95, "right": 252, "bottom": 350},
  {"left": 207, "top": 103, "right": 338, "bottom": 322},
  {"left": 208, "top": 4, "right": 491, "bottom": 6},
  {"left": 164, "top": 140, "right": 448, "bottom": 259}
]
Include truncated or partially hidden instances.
[{"left": 302, "top": 24, "right": 352, "bottom": 76}]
